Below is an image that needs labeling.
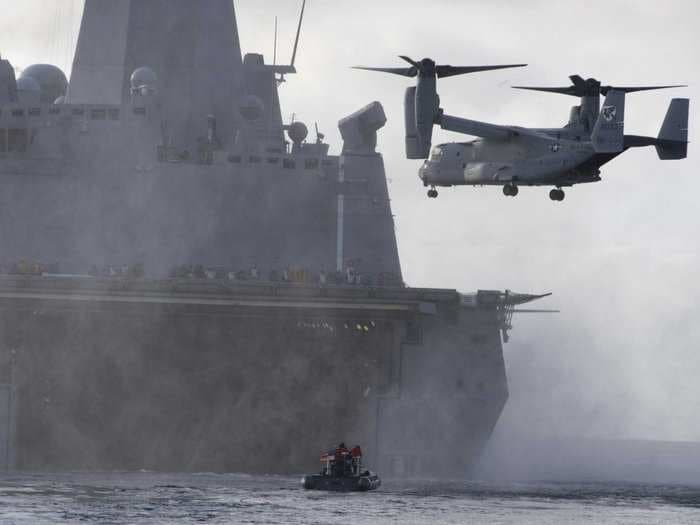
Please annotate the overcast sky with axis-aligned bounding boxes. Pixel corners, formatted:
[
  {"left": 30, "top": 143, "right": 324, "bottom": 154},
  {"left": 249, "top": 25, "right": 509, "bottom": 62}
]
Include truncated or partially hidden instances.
[{"left": 1, "top": 0, "right": 699, "bottom": 445}]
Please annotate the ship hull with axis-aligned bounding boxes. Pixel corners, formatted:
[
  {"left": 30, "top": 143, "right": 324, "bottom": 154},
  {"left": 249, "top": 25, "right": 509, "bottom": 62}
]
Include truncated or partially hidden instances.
[{"left": 0, "top": 277, "right": 508, "bottom": 476}]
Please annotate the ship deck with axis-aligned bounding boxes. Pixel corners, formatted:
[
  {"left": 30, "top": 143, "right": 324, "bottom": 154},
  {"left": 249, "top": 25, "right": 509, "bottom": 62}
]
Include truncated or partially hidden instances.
[{"left": 0, "top": 275, "right": 466, "bottom": 317}]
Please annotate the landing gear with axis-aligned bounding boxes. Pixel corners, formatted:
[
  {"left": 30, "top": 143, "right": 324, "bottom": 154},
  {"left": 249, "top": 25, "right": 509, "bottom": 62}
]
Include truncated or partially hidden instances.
[
  {"left": 503, "top": 184, "right": 519, "bottom": 197},
  {"left": 549, "top": 188, "right": 565, "bottom": 201},
  {"left": 427, "top": 187, "right": 439, "bottom": 199}
]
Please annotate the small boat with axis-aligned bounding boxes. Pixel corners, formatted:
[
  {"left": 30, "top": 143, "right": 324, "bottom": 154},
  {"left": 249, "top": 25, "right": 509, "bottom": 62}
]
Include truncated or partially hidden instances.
[{"left": 302, "top": 444, "right": 381, "bottom": 492}]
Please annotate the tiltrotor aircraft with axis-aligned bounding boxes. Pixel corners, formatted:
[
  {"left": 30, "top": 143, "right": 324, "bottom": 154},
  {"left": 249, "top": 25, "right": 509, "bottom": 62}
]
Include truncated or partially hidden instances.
[{"left": 356, "top": 58, "right": 689, "bottom": 201}]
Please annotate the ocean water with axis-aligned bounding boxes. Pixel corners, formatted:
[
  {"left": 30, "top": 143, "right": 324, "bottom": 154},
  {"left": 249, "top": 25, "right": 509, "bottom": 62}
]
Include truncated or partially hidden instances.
[{"left": 0, "top": 473, "right": 699, "bottom": 524}]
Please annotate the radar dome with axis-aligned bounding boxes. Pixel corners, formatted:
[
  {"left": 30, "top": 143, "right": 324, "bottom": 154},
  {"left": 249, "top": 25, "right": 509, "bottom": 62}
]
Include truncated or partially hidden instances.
[
  {"left": 21, "top": 64, "right": 68, "bottom": 104},
  {"left": 16, "top": 75, "right": 41, "bottom": 104},
  {"left": 287, "top": 121, "right": 309, "bottom": 144},
  {"left": 130, "top": 67, "right": 158, "bottom": 94},
  {"left": 54, "top": 96, "right": 66, "bottom": 105},
  {"left": 238, "top": 95, "right": 265, "bottom": 122}
]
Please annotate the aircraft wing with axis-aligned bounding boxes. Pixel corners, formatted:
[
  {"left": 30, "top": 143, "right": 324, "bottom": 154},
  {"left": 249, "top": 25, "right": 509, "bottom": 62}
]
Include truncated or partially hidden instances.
[
  {"left": 439, "top": 114, "right": 554, "bottom": 142},
  {"left": 439, "top": 114, "right": 517, "bottom": 140}
]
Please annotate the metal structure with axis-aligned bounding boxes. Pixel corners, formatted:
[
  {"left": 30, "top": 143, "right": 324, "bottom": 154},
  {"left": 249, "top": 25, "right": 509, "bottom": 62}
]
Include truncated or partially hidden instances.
[{"left": 0, "top": 2, "right": 549, "bottom": 475}]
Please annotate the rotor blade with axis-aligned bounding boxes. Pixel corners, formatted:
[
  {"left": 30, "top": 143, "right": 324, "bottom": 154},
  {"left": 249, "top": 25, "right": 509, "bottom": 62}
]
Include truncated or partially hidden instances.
[
  {"left": 601, "top": 84, "right": 687, "bottom": 95},
  {"left": 512, "top": 86, "right": 579, "bottom": 96},
  {"left": 436, "top": 63, "right": 527, "bottom": 78},
  {"left": 512, "top": 309, "right": 560, "bottom": 313},
  {"left": 569, "top": 74, "right": 586, "bottom": 86},
  {"left": 352, "top": 66, "right": 417, "bottom": 78},
  {"left": 398, "top": 55, "right": 422, "bottom": 69}
]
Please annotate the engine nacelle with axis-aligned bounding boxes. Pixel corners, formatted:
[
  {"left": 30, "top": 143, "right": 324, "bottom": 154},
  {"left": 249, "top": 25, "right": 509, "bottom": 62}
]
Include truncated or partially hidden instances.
[{"left": 404, "top": 77, "right": 440, "bottom": 159}]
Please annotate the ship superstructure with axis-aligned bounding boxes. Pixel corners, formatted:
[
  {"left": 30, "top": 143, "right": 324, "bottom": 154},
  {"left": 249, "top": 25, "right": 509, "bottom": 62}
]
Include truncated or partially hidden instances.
[{"left": 0, "top": 0, "right": 547, "bottom": 476}]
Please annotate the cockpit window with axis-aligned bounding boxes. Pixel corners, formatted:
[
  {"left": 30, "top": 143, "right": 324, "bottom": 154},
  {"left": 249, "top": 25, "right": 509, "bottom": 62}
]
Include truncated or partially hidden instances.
[{"left": 430, "top": 148, "right": 443, "bottom": 161}]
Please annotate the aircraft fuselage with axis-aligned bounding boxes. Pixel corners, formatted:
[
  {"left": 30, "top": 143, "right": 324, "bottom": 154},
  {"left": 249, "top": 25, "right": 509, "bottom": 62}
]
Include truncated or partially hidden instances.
[{"left": 419, "top": 131, "right": 602, "bottom": 189}]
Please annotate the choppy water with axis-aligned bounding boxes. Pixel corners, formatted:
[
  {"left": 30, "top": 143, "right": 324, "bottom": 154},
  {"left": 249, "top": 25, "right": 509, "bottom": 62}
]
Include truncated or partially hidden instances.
[{"left": 0, "top": 473, "right": 699, "bottom": 524}]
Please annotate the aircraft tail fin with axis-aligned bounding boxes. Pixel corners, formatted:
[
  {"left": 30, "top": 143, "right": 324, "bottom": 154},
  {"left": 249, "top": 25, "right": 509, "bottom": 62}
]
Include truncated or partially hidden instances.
[
  {"left": 591, "top": 90, "right": 625, "bottom": 153},
  {"left": 656, "top": 98, "right": 689, "bottom": 160}
]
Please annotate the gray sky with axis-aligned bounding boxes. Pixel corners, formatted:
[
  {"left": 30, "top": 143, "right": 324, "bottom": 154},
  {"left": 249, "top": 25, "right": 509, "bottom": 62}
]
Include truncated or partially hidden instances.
[{"left": 1, "top": 0, "right": 699, "bottom": 444}]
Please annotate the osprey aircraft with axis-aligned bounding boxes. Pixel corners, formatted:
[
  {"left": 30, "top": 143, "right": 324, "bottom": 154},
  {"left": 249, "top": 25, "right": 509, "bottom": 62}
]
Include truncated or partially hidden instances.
[{"left": 356, "top": 58, "right": 689, "bottom": 201}]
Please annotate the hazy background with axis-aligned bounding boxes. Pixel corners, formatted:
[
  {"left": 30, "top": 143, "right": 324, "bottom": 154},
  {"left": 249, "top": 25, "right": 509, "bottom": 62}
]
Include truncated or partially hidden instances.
[{"left": 1, "top": 0, "right": 698, "bottom": 451}]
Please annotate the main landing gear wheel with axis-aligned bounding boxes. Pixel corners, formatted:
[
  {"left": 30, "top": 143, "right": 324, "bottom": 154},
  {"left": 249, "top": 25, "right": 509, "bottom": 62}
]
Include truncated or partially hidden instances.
[
  {"left": 503, "top": 184, "right": 519, "bottom": 197},
  {"left": 427, "top": 188, "right": 439, "bottom": 199},
  {"left": 549, "top": 188, "right": 565, "bottom": 201}
]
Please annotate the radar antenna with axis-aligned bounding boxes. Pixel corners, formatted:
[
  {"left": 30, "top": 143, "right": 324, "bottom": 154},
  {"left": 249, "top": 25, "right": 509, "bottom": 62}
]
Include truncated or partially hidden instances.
[
  {"left": 274, "top": 0, "right": 307, "bottom": 84},
  {"left": 273, "top": 16, "right": 278, "bottom": 67},
  {"left": 315, "top": 122, "right": 325, "bottom": 143},
  {"left": 291, "top": 0, "right": 306, "bottom": 70}
]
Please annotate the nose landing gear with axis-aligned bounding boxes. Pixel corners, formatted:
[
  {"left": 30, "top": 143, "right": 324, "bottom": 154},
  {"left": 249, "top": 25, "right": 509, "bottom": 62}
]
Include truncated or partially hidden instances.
[
  {"left": 549, "top": 188, "right": 565, "bottom": 201},
  {"left": 503, "top": 184, "right": 519, "bottom": 197},
  {"left": 427, "top": 187, "right": 439, "bottom": 199}
]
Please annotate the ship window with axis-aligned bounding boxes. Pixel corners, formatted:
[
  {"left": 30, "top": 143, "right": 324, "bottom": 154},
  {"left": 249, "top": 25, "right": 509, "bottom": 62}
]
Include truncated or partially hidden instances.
[
  {"left": 322, "top": 159, "right": 334, "bottom": 167},
  {"left": 8, "top": 129, "right": 28, "bottom": 152},
  {"left": 28, "top": 108, "right": 41, "bottom": 117},
  {"left": 11, "top": 109, "right": 24, "bottom": 117},
  {"left": 108, "top": 109, "right": 120, "bottom": 120},
  {"left": 228, "top": 155, "right": 242, "bottom": 164},
  {"left": 133, "top": 107, "right": 146, "bottom": 116},
  {"left": 90, "top": 108, "right": 107, "bottom": 120},
  {"left": 48, "top": 108, "right": 61, "bottom": 115},
  {"left": 72, "top": 108, "right": 85, "bottom": 116},
  {"left": 0, "top": 129, "right": 6, "bottom": 153},
  {"left": 283, "top": 159, "right": 296, "bottom": 169},
  {"left": 249, "top": 155, "right": 261, "bottom": 163},
  {"left": 267, "top": 157, "right": 280, "bottom": 164},
  {"left": 305, "top": 158, "right": 319, "bottom": 170}
]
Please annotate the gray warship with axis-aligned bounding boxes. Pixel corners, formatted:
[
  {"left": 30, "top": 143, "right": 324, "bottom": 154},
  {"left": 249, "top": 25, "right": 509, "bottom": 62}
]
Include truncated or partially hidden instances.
[{"left": 0, "top": 0, "right": 547, "bottom": 477}]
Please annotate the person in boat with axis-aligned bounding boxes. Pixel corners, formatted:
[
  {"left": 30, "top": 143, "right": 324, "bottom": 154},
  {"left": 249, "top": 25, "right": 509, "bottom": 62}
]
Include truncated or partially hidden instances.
[
  {"left": 332, "top": 443, "right": 349, "bottom": 476},
  {"left": 350, "top": 445, "right": 363, "bottom": 476}
]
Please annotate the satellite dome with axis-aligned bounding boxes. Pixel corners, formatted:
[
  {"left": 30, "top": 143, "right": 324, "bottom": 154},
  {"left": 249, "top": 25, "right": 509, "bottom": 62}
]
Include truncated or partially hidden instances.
[
  {"left": 238, "top": 95, "right": 265, "bottom": 122},
  {"left": 21, "top": 64, "right": 68, "bottom": 104},
  {"left": 17, "top": 76, "right": 40, "bottom": 92},
  {"left": 287, "top": 121, "right": 308, "bottom": 144},
  {"left": 130, "top": 67, "right": 158, "bottom": 93},
  {"left": 16, "top": 75, "right": 41, "bottom": 104},
  {"left": 54, "top": 95, "right": 66, "bottom": 105}
]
